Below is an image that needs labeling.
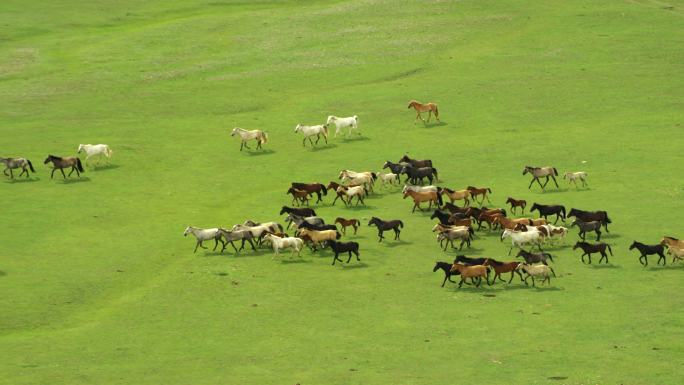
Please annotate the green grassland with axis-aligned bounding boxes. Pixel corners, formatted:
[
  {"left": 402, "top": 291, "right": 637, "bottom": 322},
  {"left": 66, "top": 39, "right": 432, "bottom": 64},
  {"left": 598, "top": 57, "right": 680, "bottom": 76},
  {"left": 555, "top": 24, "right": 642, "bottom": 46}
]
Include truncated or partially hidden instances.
[{"left": 1, "top": 1, "right": 683, "bottom": 384}]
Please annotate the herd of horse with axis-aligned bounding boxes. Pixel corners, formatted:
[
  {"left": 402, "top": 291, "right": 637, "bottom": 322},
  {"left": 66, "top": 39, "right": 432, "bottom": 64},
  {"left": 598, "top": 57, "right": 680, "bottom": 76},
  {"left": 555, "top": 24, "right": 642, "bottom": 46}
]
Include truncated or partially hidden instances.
[
  {"left": 1, "top": 144, "right": 112, "bottom": 179},
  {"left": 181, "top": 150, "right": 682, "bottom": 284}
]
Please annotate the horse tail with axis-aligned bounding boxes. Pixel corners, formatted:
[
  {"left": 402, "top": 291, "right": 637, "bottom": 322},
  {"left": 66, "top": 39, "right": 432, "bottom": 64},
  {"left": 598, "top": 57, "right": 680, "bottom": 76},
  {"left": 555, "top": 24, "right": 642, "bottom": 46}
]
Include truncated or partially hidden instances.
[
  {"left": 76, "top": 158, "right": 84, "bottom": 172},
  {"left": 501, "top": 209, "right": 507, "bottom": 217},
  {"left": 322, "top": 125, "right": 328, "bottom": 136},
  {"left": 607, "top": 244, "right": 613, "bottom": 256},
  {"left": 106, "top": 146, "right": 113, "bottom": 158},
  {"left": 27, "top": 159, "right": 35, "bottom": 173},
  {"left": 560, "top": 206, "right": 567, "bottom": 217},
  {"left": 353, "top": 115, "right": 359, "bottom": 128},
  {"left": 336, "top": 231, "right": 341, "bottom": 239},
  {"left": 436, "top": 192, "right": 443, "bottom": 206},
  {"left": 553, "top": 167, "right": 558, "bottom": 176},
  {"left": 545, "top": 253, "right": 554, "bottom": 262},
  {"left": 261, "top": 132, "right": 269, "bottom": 144},
  {"left": 432, "top": 167, "right": 439, "bottom": 182},
  {"left": 320, "top": 184, "right": 328, "bottom": 195},
  {"left": 434, "top": 105, "right": 439, "bottom": 119},
  {"left": 277, "top": 223, "right": 284, "bottom": 232},
  {"left": 604, "top": 212, "right": 612, "bottom": 223},
  {"left": 399, "top": 220, "right": 404, "bottom": 228}
]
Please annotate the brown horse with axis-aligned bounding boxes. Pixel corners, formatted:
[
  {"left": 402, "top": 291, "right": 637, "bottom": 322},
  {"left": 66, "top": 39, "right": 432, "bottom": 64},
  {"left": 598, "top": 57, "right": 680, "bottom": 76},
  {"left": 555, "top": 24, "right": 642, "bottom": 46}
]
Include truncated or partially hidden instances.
[
  {"left": 477, "top": 212, "right": 504, "bottom": 231},
  {"left": 43, "top": 155, "right": 84, "bottom": 179},
  {"left": 286, "top": 187, "right": 310, "bottom": 206},
  {"left": 466, "top": 186, "right": 492, "bottom": 206},
  {"left": 494, "top": 216, "right": 532, "bottom": 230},
  {"left": 407, "top": 100, "right": 439, "bottom": 123},
  {"left": 327, "top": 182, "right": 350, "bottom": 206},
  {"left": 439, "top": 187, "right": 471, "bottom": 206},
  {"left": 661, "top": 236, "right": 684, "bottom": 250},
  {"left": 483, "top": 259, "right": 524, "bottom": 284},
  {"left": 291, "top": 182, "right": 328, "bottom": 203},
  {"left": 335, "top": 217, "right": 360, "bottom": 235},
  {"left": 403, "top": 189, "right": 442, "bottom": 212},
  {"left": 506, "top": 197, "right": 527, "bottom": 214}
]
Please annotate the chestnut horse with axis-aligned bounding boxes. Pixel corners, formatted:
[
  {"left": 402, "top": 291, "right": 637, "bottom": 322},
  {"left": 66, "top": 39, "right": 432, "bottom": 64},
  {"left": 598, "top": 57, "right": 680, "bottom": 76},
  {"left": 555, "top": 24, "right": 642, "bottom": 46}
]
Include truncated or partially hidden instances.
[
  {"left": 506, "top": 197, "right": 527, "bottom": 214},
  {"left": 335, "top": 217, "right": 360, "bottom": 235},
  {"left": 439, "top": 187, "right": 471, "bottom": 206},
  {"left": 407, "top": 100, "right": 439, "bottom": 123},
  {"left": 466, "top": 186, "right": 492, "bottom": 205},
  {"left": 483, "top": 259, "right": 524, "bottom": 284},
  {"left": 403, "top": 189, "right": 442, "bottom": 212}
]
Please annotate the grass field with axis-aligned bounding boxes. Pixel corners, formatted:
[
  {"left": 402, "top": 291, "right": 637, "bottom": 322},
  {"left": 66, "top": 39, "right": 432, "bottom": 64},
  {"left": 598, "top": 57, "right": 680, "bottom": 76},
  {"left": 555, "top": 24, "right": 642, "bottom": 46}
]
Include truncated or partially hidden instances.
[{"left": 1, "top": 1, "right": 684, "bottom": 384}]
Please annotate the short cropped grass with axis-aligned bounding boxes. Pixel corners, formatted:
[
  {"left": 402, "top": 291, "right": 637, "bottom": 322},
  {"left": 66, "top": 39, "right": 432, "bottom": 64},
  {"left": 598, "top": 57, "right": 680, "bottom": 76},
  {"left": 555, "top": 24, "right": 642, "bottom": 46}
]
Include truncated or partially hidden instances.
[{"left": 1, "top": 1, "right": 683, "bottom": 384}]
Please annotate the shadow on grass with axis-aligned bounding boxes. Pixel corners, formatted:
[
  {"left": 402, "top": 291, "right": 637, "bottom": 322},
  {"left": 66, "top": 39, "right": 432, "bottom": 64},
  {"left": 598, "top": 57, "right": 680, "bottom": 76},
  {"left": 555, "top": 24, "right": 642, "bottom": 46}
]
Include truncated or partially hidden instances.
[
  {"left": 88, "top": 163, "right": 120, "bottom": 171},
  {"left": 377, "top": 239, "right": 411, "bottom": 247},
  {"left": 601, "top": 233, "right": 621, "bottom": 239},
  {"left": 60, "top": 177, "right": 92, "bottom": 184},
  {"left": 587, "top": 263, "right": 621, "bottom": 269},
  {"left": 642, "top": 263, "right": 684, "bottom": 271},
  {"left": 529, "top": 187, "right": 568, "bottom": 194},
  {"left": 422, "top": 121, "right": 448, "bottom": 128},
  {"left": 340, "top": 204, "right": 373, "bottom": 211},
  {"left": 309, "top": 144, "right": 337, "bottom": 152},
  {"left": 244, "top": 149, "right": 276, "bottom": 156},
  {"left": 0, "top": 270, "right": 6, "bottom": 277},
  {"left": 4, "top": 177, "right": 40, "bottom": 183},
  {"left": 339, "top": 262, "right": 368, "bottom": 269},
  {"left": 339, "top": 135, "right": 370, "bottom": 142},
  {"left": 278, "top": 258, "right": 312, "bottom": 264}
]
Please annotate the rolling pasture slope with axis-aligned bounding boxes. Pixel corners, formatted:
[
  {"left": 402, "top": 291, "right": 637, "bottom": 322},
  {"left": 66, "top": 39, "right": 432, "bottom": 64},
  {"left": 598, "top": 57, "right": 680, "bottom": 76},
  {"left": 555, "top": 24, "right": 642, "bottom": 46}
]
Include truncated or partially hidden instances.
[{"left": 1, "top": 0, "right": 683, "bottom": 384}]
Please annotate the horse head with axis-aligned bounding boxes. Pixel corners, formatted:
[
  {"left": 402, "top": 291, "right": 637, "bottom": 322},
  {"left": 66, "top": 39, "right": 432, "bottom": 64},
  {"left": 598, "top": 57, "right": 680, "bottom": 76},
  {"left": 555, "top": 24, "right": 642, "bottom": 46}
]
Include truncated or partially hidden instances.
[
  {"left": 326, "top": 116, "right": 336, "bottom": 124},
  {"left": 183, "top": 226, "right": 193, "bottom": 236},
  {"left": 294, "top": 124, "right": 302, "bottom": 133}
]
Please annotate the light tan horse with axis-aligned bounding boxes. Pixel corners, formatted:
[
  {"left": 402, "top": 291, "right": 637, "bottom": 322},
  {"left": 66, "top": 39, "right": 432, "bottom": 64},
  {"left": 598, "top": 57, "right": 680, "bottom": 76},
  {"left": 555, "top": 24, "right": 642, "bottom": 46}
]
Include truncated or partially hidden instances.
[
  {"left": 660, "top": 236, "right": 684, "bottom": 249},
  {"left": 438, "top": 187, "right": 471, "bottom": 206},
  {"left": 450, "top": 263, "right": 489, "bottom": 288},
  {"left": 231, "top": 127, "right": 268, "bottom": 151},
  {"left": 403, "top": 189, "right": 442, "bottom": 212},
  {"left": 408, "top": 100, "right": 439, "bottom": 123}
]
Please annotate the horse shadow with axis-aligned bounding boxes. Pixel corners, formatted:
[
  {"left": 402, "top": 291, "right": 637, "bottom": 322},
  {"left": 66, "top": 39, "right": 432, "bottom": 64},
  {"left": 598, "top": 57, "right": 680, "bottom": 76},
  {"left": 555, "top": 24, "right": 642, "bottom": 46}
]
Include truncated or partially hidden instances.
[
  {"left": 588, "top": 263, "right": 621, "bottom": 269},
  {"left": 278, "top": 258, "right": 312, "bottom": 264},
  {"left": 340, "top": 135, "right": 370, "bottom": 143},
  {"left": 340, "top": 262, "right": 369, "bottom": 269},
  {"left": 309, "top": 144, "right": 338, "bottom": 152},
  {"left": 382, "top": 240, "right": 412, "bottom": 247},
  {"left": 0, "top": 270, "right": 6, "bottom": 277},
  {"left": 532, "top": 187, "right": 569, "bottom": 194},
  {"left": 244, "top": 149, "right": 275, "bottom": 156},
  {"left": 342, "top": 204, "right": 373, "bottom": 211},
  {"left": 422, "top": 121, "right": 448, "bottom": 128},
  {"left": 89, "top": 163, "right": 120, "bottom": 171},
  {"left": 601, "top": 233, "right": 621, "bottom": 239},
  {"left": 4, "top": 177, "right": 40, "bottom": 183},
  {"left": 60, "top": 177, "right": 92, "bottom": 184}
]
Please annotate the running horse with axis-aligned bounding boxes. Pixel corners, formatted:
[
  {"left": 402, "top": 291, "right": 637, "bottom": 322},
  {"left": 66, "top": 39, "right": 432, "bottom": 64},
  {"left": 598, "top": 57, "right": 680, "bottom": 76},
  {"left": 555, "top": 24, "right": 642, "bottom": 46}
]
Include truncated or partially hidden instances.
[
  {"left": 230, "top": 127, "right": 268, "bottom": 151},
  {"left": 43, "top": 155, "right": 84, "bottom": 179},
  {"left": 523, "top": 166, "right": 559, "bottom": 190},
  {"left": 407, "top": 100, "right": 440, "bottom": 124},
  {"left": 0, "top": 157, "right": 35, "bottom": 178}
]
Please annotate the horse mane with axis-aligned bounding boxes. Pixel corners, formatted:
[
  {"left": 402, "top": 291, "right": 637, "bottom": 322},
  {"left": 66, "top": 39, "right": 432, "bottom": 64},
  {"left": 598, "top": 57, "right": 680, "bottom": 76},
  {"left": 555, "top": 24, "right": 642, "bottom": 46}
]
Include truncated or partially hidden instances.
[{"left": 664, "top": 236, "right": 679, "bottom": 241}]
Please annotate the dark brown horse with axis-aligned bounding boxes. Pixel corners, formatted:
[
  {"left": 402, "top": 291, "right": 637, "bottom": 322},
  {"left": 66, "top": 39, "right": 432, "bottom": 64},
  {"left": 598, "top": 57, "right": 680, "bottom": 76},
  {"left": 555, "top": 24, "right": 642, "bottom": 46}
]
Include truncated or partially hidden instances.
[
  {"left": 286, "top": 187, "right": 310, "bottom": 206},
  {"left": 407, "top": 100, "right": 439, "bottom": 124},
  {"left": 335, "top": 217, "right": 360, "bottom": 235},
  {"left": 506, "top": 197, "right": 527, "bottom": 214},
  {"left": 327, "top": 181, "right": 350, "bottom": 206},
  {"left": 573, "top": 241, "right": 613, "bottom": 264},
  {"left": 43, "top": 155, "right": 84, "bottom": 179},
  {"left": 291, "top": 182, "right": 328, "bottom": 203},
  {"left": 398, "top": 155, "right": 433, "bottom": 168}
]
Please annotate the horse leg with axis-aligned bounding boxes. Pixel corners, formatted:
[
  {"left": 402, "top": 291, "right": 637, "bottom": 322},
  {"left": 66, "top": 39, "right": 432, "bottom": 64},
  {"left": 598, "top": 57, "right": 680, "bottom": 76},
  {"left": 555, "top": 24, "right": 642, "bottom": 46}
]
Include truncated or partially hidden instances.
[
  {"left": 395, "top": 228, "right": 401, "bottom": 240},
  {"left": 68, "top": 166, "right": 75, "bottom": 177},
  {"left": 596, "top": 229, "right": 601, "bottom": 242},
  {"left": 347, "top": 251, "right": 353, "bottom": 263},
  {"left": 441, "top": 275, "right": 448, "bottom": 287},
  {"left": 8, "top": 168, "right": 14, "bottom": 179},
  {"left": 193, "top": 241, "right": 201, "bottom": 253},
  {"left": 587, "top": 253, "right": 592, "bottom": 264},
  {"left": 659, "top": 252, "right": 666, "bottom": 265},
  {"left": 551, "top": 175, "right": 559, "bottom": 188},
  {"left": 581, "top": 253, "right": 586, "bottom": 264},
  {"left": 60, "top": 168, "right": 67, "bottom": 179},
  {"left": 243, "top": 141, "right": 251, "bottom": 149},
  {"left": 378, "top": 230, "right": 383, "bottom": 242},
  {"left": 302, "top": 137, "right": 307, "bottom": 147},
  {"left": 239, "top": 141, "right": 244, "bottom": 151},
  {"left": 353, "top": 224, "right": 358, "bottom": 235},
  {"left": 426, "top": 110, "right": 432, "bottom": 123},
  {"left": 528, "top": 177, "right": 536, "bottom": 189}
]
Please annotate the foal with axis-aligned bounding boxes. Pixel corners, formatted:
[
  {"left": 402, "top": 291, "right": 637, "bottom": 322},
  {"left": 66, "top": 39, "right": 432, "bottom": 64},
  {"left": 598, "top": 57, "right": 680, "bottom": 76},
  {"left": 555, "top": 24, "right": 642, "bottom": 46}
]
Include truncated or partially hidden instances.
[
  {"left": 506, "top": 197, "right": 527, "bottom": 214},
  {"left": 335, "top": 217, "right": 360, "bottom": 235},
  {"left": 629, "top": 241, "right": 666, "bottom": 266},
  {"left": 466, "top": 186, "right": 492, "bottom": 205},
  {"left": 564, "top": 171, "right": 588, "bottom": 188},
  {"left": 286, "top": 187, "right": 310, "bottom": 206}
]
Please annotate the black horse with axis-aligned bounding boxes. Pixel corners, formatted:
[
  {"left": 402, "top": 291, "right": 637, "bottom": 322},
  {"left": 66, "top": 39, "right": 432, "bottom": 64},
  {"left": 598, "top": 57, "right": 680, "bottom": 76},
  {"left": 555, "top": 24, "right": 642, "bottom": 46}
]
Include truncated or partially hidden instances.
[
  {"left": 400, "top": 164, "right": 438, "bottom": 185},
  {"left": 516, "top": 249, "right": 555, "bottom": 268},
  {"left": 280, "top": 206, "right": 316, "bottom": 218},
  {"left": 441, "top": 202, "right": 469, "bottom": 215},
  {"left": 453, "top": 255, "right": 488, "bottom": 265},
  {"left": 382, "top": 161, "right": 407, "bottom": 175},
  {"left": 629, "top": 241, "right": 666, "bottom": 266},
  {"left": 368, "top": 217, "right": 403, "bottom": 242},
  {"left": 573, "top": 241, "right": 612, "bottom": 264},
  {"left": 326, "top": 240, "right": 360, "bottom": 265},
  {"left": 530, "top": 203, "right": 566, "bottom": 223},
  {"left": 297, "top": 221, "right": 338, "bottom": 232},
  {"left": 291, "top": 182, "right": 328, "bottom": 204},
  {"left": 568, "top": 208, "right": 611, "bottom": 232},
  {"left": 433, "top": 261, "right": 461, "bottom": 287},
  {"left": 430, "top": 210, "right": 452, "bottom": 225},
  {"left": 571, "top": 220, "right": 602, "bottom": 241}
]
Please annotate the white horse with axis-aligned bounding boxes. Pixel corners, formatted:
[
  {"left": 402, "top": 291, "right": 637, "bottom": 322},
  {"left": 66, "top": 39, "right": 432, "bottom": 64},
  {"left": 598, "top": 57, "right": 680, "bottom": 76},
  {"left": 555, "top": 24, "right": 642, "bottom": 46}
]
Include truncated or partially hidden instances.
[
  {"left": 377, "top": 171, "right": 399, "bottom": 187},
  {"left": 541, "top": 224, "right": 568, "bottom": 244},
  {"left": 263, "top": 233, "right": 304, "bottom": 258},
  {"left": 339, "top": 170, "right": 376, "bottom": 191},
  {"left": 231, "top": 224, "right": 275, "bottom": 244},
  {"left": 183, "top": 226, "right": 223, "bottom": 253},
  {"left": 294, "top": 124, "right": 328, "bottom": 147},
  {"left": 564, "top": 171, "right": 588, "bottom": 188},
  {"left": 77, "top": 144, "right": 112, "bottom": 166},
  {"left": 516, "top": 264, "right": 553, "bottom": 286},
  {"left": 230, "top": 127, "right": 268, "bottom": 151},
  {"left": 501, "top": 228, "right": 544, "bottom": 255},
  {"left": 327, "top": 115, "right": 359, "bottom": 137},
  {"left": 337, "top": 185, "right": 367, "bottom": 205},
  {"left": 402, "top": 184, "right": 438, "bottom": 193}
]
